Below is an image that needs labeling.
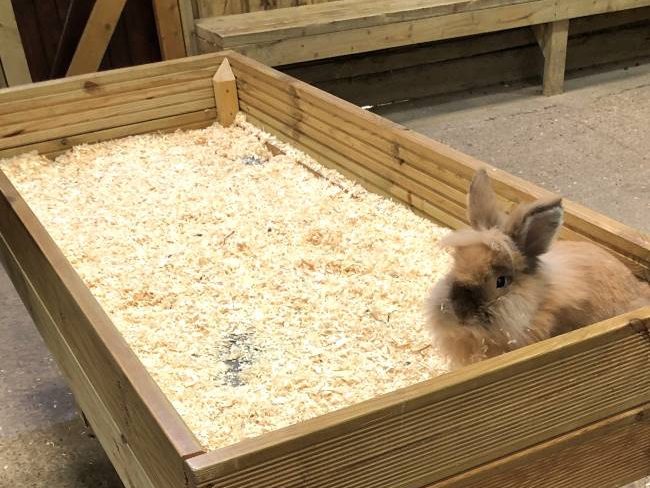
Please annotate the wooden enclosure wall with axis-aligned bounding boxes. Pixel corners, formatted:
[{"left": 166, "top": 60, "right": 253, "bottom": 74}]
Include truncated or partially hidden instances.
[
  {"left": 284, "top": 8, "right": 650, "bottom": 106},
  {"left": 193, "top": 0, "right": 337, "bottom": 18},
  {"left": 12, "top": 0, "right": 161, "bottom": 83}
]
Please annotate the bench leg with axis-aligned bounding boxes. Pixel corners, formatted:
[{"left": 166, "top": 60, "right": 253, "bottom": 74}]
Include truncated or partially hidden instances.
[{"left": 533, "top": 19, "right": 569, "bottom": 96}]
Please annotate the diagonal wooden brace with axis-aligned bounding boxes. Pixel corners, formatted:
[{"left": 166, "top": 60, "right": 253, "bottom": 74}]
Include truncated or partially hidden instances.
[{"left": 532, "top": 19, "right": 570, "bottom": 96}]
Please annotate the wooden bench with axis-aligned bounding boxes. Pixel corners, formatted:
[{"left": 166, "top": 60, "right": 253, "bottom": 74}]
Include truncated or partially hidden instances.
[{"left": 195, "top": 0, "right": 650, "bottom": 96}]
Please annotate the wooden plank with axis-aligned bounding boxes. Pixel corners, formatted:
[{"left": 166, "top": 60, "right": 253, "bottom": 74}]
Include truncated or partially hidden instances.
[
  {"left": 152, "top": 0, "right": 187, "bottom": 59},
  {"left": 101, "top": 8, "right": 132, "bottom": 69},
  {"left": 0, "top": 51, "right": 224, "bottom": 105},
  {"left": 0, "top": 92, "right": 214, "bottom": 151},
  {"left": 187, "top": 307, "right": 650, "bottom": 487},
  {"left": 66, "top": 0, "right": 128, "bottom": 76},
  {"left": 41, "top": 112, "right": 216, "bottom": 159},
  {"left": 178, "top": 0, "right": 198, "bottom": 55},
  {"left": 213, "top": 58, "right": 238, "bottom": 126},
  {"left": 7, "top": 109, "right": 217, "bottom": 159},
  {"left": 0, "top": 66, "right": 216, "bottom": 117},
  {"left": 0, "top": 79, "right": 211, "bottom": 138},
  {"left": 196, "top": 0, "right": 650, "bottom": 66},
  {"left": 0, "top": 231, "right": 157, "bottom": 488},
  {"left": 0, "top": 0, "right": 32, "bottom": 85},
  {"left": 538, "top": 19, "right": 569, "bottom": 95},
  {"left": 0, "top": 171, "right": 205, "bottom": 487},
  {"left": 429, "top": 404, "right": 650, "bottom": 487}
]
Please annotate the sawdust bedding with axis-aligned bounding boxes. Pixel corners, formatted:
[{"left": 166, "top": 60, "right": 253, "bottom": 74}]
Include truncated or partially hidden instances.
[{"left": 0, "top": 114, "right": 452, "bottom": 451}]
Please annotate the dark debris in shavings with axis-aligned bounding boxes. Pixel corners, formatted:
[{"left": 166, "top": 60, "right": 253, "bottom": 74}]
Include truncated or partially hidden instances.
[{"left": 241, "top": 155, "right": 264, "bottom": 166}]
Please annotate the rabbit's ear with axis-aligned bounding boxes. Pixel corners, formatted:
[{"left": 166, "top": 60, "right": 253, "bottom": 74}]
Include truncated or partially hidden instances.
[
  {"left": 506, "top": 198, "right": 563, "bottom": 258},
  {"left": 468, "top": 169, "right": 503, "bottom": 230}
]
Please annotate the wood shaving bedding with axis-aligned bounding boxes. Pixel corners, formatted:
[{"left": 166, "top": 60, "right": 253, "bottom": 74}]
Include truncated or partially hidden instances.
[{"left": 1, "top": 114, "right": 452, "bottom": 450}]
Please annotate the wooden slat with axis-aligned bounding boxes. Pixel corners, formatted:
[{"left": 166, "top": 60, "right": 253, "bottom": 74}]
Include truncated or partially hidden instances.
[
  {"left": 0, "top": 172, "right": 205, "bottom": 487},
  {"left": 0, "top": 51, "right": 224, "bottom": 105},
  {"left": 0, "top": 0, "right": 32, "bottom": 86},
  {"left": 152, "top": 0, "right": 187, "bottom": 59},
  {"left": 0, "top": 72, "right": 212, "bottom": 125},
  {"left": 66, "top": 0, "right": 128, "bottom": 76},
  {"left": 188, "top": 308, "right": 650, "bottom": 487},
  {"left": 196, "top": 0, "right": 538, "bottom": 46},
  {"left": 43, "top": 116, "right": 216, "bottom": 159},
  {"left": 0, "top": 93, "right": 214, "bottom": 151},
  {"left": 428, "top": 403, "right": 650, "bottom": 488},
  {"left": 0, "top": 108, "right": 216, "bottom": 159},
  {"left": 0, "top": 66, "right": 216, "bottom": 117},
  {"left": 0, "top": 231, "right": 156, "bottom": 488},
  {"left": 36, "top": 109, "right": 217, "bottom": 159},
  {"left": 0, "top": 80, "right": 211, "bottom": 137}
]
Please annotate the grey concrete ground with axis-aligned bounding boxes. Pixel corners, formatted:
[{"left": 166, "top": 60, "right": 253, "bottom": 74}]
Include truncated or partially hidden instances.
[
  {"left": 375, "top": 60, "right": 650, "bottom": 233},
  {"left": 1, "top": 61, "right": 648, "bottom": 487}
]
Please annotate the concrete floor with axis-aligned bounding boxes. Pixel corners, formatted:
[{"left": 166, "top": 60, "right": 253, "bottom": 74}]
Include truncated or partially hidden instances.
[
  {"left": 375, "top": 60, "right": 650, "bottom": 233},
  {"left": 1, "top": 61, "right": 648, "bottom": 487}
]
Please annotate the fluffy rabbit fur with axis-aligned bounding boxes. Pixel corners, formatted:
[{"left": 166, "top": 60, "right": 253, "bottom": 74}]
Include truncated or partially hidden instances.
[{"left": 427, "top": 169, "right": 650, "bottom": 369}]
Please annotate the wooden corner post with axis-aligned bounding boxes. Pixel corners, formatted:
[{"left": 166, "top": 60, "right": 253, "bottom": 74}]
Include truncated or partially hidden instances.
[
  {"left": 533, "top": 19, "right": 570, "bottom": 96},
  {"left": 213, "top": 58, "right": 239, "bottom": 127}
]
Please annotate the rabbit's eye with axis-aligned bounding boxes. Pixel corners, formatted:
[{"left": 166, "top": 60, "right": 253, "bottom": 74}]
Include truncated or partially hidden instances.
[{"left": 496, "top": 276, "right": 511, "bottom": 288}]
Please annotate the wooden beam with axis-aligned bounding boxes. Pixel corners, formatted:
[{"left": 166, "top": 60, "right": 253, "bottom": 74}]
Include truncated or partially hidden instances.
[
  {"left": 178, "top": 0, "right": 198, "bottom": 56},
  {"left": 66, "top": 0, "right": 127, "bottom": 77},
  {"left": 152, "top": 0, "right": 187, "bottom": 60},
  {"left": 0, "top": 0, "right": 32, "bottom": 86},
  {"left": 535, "top": 19, "right": 570, "bottom": 96},
  {"left": 213, "top": 58, "right": 239, "bottom": 127}
]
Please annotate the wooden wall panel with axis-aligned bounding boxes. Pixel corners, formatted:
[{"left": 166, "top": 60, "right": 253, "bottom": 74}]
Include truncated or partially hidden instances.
[{"left": 11, "top": 0, "right": 161, "bottom": 83}]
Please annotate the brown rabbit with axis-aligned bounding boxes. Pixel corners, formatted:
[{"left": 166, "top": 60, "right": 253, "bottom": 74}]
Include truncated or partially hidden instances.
[{"left": 427, "top": 169, "right": 650, "bottom": 369}]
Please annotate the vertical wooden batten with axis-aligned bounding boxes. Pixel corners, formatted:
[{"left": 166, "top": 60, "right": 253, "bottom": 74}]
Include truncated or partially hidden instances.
[
  {"left": 213, "top": 58, "right": 239, "bottom": 127},
  {"left": 0, "top": 0, "right": 32, "bottom": 86},
  {"left": 152, "top": 0, "right": 188, "bottom": 59}
]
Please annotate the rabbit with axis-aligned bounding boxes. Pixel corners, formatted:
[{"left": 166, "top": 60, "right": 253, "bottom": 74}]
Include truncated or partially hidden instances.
[{"left": 426, "top": 168, "right": 650, "bottom": 369}]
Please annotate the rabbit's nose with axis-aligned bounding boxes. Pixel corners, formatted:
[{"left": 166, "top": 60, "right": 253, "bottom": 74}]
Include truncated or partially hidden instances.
[{"left": 450, "top": 283, "right": 482, "bottom": 321}]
